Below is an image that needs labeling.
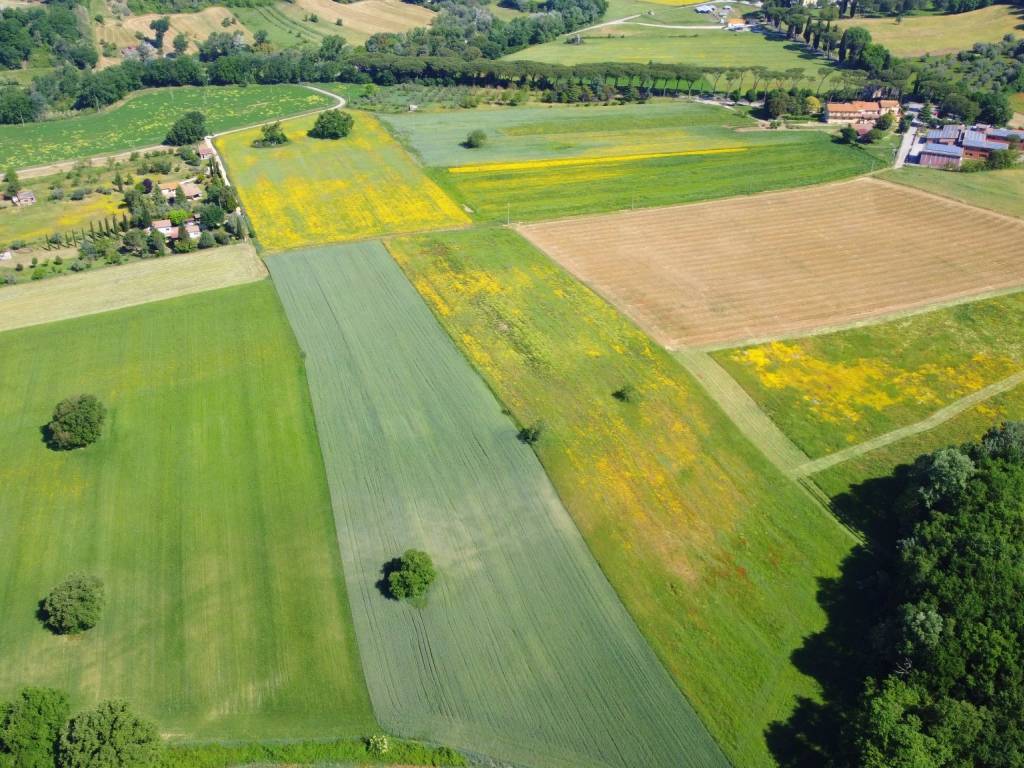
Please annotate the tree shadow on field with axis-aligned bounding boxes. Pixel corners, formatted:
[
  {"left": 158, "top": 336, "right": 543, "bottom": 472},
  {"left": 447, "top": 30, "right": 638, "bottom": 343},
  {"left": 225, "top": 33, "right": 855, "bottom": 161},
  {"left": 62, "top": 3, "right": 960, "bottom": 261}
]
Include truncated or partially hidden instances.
[
  {"left": 765, "top": 466, "right": 917, "bottom": 767},
  {"left": 375, "top": 558, "right": 404, "bottom": 601}
]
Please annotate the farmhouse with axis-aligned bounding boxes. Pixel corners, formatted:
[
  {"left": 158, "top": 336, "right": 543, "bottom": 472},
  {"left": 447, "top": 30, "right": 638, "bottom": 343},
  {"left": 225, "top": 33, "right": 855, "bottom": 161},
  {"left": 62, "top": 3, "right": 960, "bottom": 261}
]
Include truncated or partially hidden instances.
[
  {"left": 197, "top": 141, "right": 215, "bottom": 160},
  {"left": 159, "top": 180, "right": 203, "bottom": 201},
  {"left": 12, "top": 189, "right": 36, "bottom": 206},
  {"left": 917, "top": 124, "right": 1022, "bottom": 166},
  {"left": 825, "top": 100, "right": 901, "bottom": 124}
]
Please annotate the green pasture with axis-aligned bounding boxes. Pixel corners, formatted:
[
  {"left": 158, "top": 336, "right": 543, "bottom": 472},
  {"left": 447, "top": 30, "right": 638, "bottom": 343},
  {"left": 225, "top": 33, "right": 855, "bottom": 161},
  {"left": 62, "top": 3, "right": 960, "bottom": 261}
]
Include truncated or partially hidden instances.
[
  {"left": 505, "top": 26, "right": 826, "bottom": 73},
  {"left": 0, "top": 85, "right": 332, "bottom": 169},
  {"left": 714, "top": 291, "right": 1024, "bottom": 458},
  {"left": 603, "top": 0, "right": 760, "bottom": 25},
  {"left": 880, "top": 166, "right": 1024, "bottom": 219},
  {"left": 428, "top": 130, "right": 882, "bottom": 221},
  {"left": 268, "top": 241, "right": 726, "bottom": 768},
  {"left": 233, "top": 3, "right": 343, "bottom": 49},
  {"left": 389, "top": 227, "right": 855, "bottom": 768},
  {"left": 381, "top": 100, "right": 751, "bottom": 167},
  {"left": 0, "top": 281, "right": 374, "bottom": 740}
]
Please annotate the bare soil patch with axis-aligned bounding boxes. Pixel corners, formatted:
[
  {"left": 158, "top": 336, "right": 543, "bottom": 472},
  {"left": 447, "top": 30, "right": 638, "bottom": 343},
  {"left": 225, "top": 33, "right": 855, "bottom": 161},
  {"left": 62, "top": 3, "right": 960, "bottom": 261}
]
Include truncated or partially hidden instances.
[{"left": 518, "top": 178, "right": 1024, "bottom": 349}]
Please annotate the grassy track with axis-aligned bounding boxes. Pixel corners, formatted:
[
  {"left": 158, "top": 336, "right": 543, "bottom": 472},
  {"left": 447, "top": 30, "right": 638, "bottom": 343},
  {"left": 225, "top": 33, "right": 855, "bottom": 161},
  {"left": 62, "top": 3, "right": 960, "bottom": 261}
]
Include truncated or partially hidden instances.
[
  {"left": 0, "top": 85, "right": 332, "bottom": 169},
  {"left": 427, "top": 130, "right": 881, "bottom": 221},
  {"left": 380, "top": 101, "right": 752, "bottom": 168},
  {"left": 0, "top": 282, "right": 374, "bottom": 739},
  {"left": 267, "top": 241, "right": 728, "bottom": 768},
  {"left": 713, "top": 290, "right": 1024, "bottom": 458},
  {"left": 505, "top": 27, "right": 825, "bottom": 72},
  {"left": 837, "top": 3, "right": 1024, "bottom": 56},
  {"left": 389, "top": 227, "right": 855, "bottom": 768},
  {"left": 218, "top": 112, "right": 468, "bottom": 253},
  {"left": 880, "top": 166, "right": 1024, "bottom": 219}
]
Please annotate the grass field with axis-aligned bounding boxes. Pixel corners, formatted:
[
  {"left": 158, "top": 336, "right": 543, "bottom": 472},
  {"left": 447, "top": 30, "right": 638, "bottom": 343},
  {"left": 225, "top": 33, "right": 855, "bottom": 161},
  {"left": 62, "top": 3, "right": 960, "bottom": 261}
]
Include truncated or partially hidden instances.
[
  {"left": 381, "top": 101, "right": 752, "bottom": 168},
  {"left": 389, "top": 227, "right": 855, "bottom": 768},
  {"left": 715, "top": 290, "right": 1024, "bottom": 458},
  {"left": 836, "top": 3, "right": 1024, "bottom": 56},
  {"left": 0, "top": 244, "right": 265, "bottom": 332},
  {"left": 96, "top": 7, "right": 253, "bottom": 58},
  {"left": 0, "top": 85, "right": 332, "bottom": 169},
  {"left": 218, "top": 112, "right": 468, "bottom": 253},
  {"left": 429, "top": 129, "right": 880, "bottom": 221},
  {"left": 880, "top": 166, "right": 1024, "bottom": 219},
  {"left": 232, "top": 3, "right": 335, "bottom": 48},
  {"left": 267, "top": 241, "right": 728, "bottom": 768},
  {"left": 0, "top": 191, "right": 123, "bottom": 244},
  {"left": 0, "top": 281, "right": 374, "bottom": 739},
  {"left": 505, "top": 26, "right": 825, "bottom": 72}
]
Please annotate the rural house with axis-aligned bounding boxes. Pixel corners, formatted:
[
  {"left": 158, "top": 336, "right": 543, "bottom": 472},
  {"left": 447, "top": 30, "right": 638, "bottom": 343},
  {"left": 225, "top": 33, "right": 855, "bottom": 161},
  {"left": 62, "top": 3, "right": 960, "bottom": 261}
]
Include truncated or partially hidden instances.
[
  {"left": 12, "top": 189, "right": 36, "bottom": 206},
  {"left": 197, "top": 142, "right": 215, "bottom": 160},
  {"left": 825, "top": 100, "right": 901, "bottom": 124},
  {"left": 159, "top": 180, "right": 202, "bottom": 202}
]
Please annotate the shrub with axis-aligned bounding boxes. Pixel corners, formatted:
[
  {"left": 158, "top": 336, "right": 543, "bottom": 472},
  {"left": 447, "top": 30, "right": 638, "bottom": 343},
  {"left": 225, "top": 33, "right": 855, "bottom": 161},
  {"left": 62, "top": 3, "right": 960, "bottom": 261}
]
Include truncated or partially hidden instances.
[
  {"left": 517, "top": 423, "right": 541, "bottom": 444},
  {"left": 838, "top": 125, "right": 858, "bottom": 144},
  {"left": 463, "top": 129, "right": 487, "bottom": 148},
  {"left": 46, "top": 395, "right": 106, "bottom": 450},
  {"left": 0, "top": 687, "right": 70, "bottom": 768},
  {"left": 308, "top": 110, "right": 354, "bottom": 139},
  {"left": 58, "top": 700, "right": 159, "bottom": 768},
  {"left": 387, "top": 549, "right": 436, "bottom": 600},
  {"left": 164, "top": 111, "right": 207, "bottom": 146},
  {"left": 41, "top": 575, "right": 105, "bottom": 635},
  {"left": 197, "top": 231, "right": 216, "bottom": 249},
  {"left": 611, "top": 384, "right": 634, "bottom": 403},
  {"left": 366, "top": 734, "right": 389, "bottom": 757}
]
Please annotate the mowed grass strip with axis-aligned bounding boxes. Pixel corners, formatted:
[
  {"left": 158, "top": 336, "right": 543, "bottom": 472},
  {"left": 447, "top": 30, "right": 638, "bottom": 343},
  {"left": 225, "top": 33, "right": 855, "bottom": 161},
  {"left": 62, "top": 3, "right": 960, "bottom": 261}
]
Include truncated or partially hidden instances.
[
  {"left": 0, "top": 85, "right": 332, "bottom": 170},
  {"left": 714, "top": 291, "right": 1024, "bottom": 458},
  {"left": 0, "top": 281, "right": 374, "bottom": 740},
  {"left": 388, "top": 227, "right": 855, "bottom": 768},
  {"left": 880, "top": 166, "right": 1024, "bottom": 220},
  {"left": 268, "top": 241, "right": 727, "bottom": 768},
  {"left": 0, "top": 243, "right": 266, "bottom": 332},
  {"left": 219, "top": 112, "right": 468, "bottom": 253},
  {"left": 431, "top": 131, "right": 880, "bottom": 221}
]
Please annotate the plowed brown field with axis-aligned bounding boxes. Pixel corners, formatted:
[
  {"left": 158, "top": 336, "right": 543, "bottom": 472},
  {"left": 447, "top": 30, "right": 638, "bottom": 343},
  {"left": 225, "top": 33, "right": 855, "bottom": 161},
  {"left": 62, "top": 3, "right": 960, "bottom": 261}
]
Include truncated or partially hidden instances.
[{"left": 518, "top": 178, "right": 1024, "bottom": 349}]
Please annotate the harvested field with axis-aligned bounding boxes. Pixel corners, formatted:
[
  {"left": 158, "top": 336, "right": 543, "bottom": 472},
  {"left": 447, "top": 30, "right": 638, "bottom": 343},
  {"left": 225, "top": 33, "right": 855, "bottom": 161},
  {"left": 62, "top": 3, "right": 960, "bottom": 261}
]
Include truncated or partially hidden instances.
[
  {"left": 292, "top": 0, "right": 433, "bottom": 35},
  {"left": 97, "top": 7, "right": 252, "bottom": 57},
  {"left": 518, "top": 178, "right": 1024, "bottom": 349},
  {"left": 0, "top": 244, "right": 265, "bottom": 332}
]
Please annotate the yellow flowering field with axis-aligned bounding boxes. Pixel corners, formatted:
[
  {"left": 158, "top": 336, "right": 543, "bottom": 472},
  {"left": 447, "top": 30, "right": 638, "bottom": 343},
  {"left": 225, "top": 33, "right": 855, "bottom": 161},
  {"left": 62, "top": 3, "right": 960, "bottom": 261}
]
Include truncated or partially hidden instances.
[
  {"left": 1, "top": 192, "right": 123, "bottom": 244},
  {"left": 217, "top": 112, "right": 468, "bottom": 252},
  {"left": 448, "top": 147, "right": 747, "bottom": 175},
  {"left": 714, "top": 292, "right": 1024, "bottom": 457}
]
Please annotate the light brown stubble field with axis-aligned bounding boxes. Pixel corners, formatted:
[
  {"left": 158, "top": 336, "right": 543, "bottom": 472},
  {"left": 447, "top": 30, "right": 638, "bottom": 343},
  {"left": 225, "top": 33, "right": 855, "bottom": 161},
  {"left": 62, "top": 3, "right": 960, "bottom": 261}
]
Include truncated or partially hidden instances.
[{"left": 518, "top": 178, "right": 1024, "bottom": 349}]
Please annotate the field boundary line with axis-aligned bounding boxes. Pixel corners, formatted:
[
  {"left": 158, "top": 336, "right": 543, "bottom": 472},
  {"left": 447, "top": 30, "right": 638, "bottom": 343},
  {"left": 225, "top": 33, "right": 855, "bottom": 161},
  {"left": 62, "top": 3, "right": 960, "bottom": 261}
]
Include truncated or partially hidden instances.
[
  {"left": 869, "top": 176, "right": 1024, "bottom": 228},
  {"left": 795, "top": 368, "right": 1024, "bottom": 478}
]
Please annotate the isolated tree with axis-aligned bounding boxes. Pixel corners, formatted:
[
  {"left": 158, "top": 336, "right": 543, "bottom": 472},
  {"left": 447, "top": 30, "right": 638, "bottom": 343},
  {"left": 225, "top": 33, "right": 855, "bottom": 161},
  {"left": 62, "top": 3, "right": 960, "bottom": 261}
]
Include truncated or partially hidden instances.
[
  {"left": 4, "top": 166, "right": 19, "bottom": 198},
  {"left": 46, "top": 395, "right": 106, "bottom": 450},
  {"left": 253, "top": 121, "right": 287, "bottom": 147},
  {"left": 838, "top": 125, "right": 858, "bottom": 144},
  {"left": 171, "top": 32, "right": 188, "bottom": 55},
  {"left": 875, "top": 112, "right": 894, "bottom": 131},
  {"left": 57, "top": 701, "right": 159, "bottom": 768},
  {"left": 463, "top": 129, "right": 487, "bottom": 148},
  {"left": 0, "top": 688, "right": 70, "bottom": 768},
  {"left": 307, "top": 110, "right": 353, "bottom": 139},
  {"left": 387, "top": 550, "right": 436, "bottom": 600},
  {"left": 164, "top": 111, "right": 207, "bottom": 146},
  {"left": 41, "top": 575, "right": 105, "bottom": 635},
  {"left": 149, "top": 16, "right": 170, "bottom": 50}
]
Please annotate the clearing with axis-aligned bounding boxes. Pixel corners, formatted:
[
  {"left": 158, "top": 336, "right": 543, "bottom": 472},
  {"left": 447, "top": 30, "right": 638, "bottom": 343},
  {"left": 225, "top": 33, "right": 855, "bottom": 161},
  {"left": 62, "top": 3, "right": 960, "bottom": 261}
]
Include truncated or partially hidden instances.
[
  {"left": 837, "top": 3, "right": 1024, "bottom": 57},
  {"left": 517, "top": 178, "right": 1024, "bottom": 348},
  {"left": 0, "top": 281, "right": 374, "bottom": 739},
  {"left": 267, "top": 241, "right": 728, "bottom": 768},
  {"left": 880, "top": 166, "right": 1024, "bottom": 219},
  {"left": 0, "top": 243, "right": 265, "bottom": 332},
  {"left": 712, "top": 289, "right": 1024, "bottom": 458},
  {"left": 217, "top": 111, "right": 467, "bottom": 253},
  {"left": 389, "top": 227, "right": 855, "bottom": 768},
  {"left": 0, "top": 85, "right": 332, "bottom": 169},
  {"left": 96, "top": 7, "right": 252, "bottom": 60}
]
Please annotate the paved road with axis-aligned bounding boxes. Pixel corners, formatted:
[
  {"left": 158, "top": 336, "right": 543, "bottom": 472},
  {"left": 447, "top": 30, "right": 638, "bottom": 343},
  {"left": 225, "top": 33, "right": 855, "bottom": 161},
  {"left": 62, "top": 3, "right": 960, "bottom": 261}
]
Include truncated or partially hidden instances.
[{"left": 894, "top": 125, "right": 918, "bottom": 169}]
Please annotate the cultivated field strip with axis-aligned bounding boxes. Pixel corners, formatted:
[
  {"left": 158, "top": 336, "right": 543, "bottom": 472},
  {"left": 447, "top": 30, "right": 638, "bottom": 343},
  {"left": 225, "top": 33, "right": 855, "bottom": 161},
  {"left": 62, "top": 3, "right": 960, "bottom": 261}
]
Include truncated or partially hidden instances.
[
  {"left": 0, "top": 244, "right": 266, "bottom": 332},
  {"left": 518, "top": 178, "right": 1024, "bottom": 349},
  {"left": 268, "top": 242, "right": 728, "bottom": 768}
]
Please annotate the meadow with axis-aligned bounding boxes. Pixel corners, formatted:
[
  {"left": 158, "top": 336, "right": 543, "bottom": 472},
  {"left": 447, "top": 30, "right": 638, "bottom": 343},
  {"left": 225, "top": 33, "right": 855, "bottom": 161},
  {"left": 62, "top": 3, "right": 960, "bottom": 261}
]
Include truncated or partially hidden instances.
[
  {"left": 0, "top": 191, "right": 123, "bottom": 244},
  {"left": 880, "top": 166, "right": 1024, "bottom": 219},
  {"left": 231, "top": 3, "right": 335, "bottom": 49},
  {"left": 96, "top": 7, "right": 253, "bottom": 58},
  {"left": 714, "top": 290, "right": 1024, "bottom": 458},
  {"left": 429, "top": 130, "right": 882, "bottom": 221},
  {"left": 0, "top": 85, "right": 332, "bottom": 169},
  {"left": 0, "top": 281, "right": 374, "bottom": 739},
  {"left": 267, "top": 242, "right": 727, "bottom": 768},
  {"left": 217, "top": 112, "right": 468, "bottom": 253},
  {"left": 836, "top": 3, "right": 1024, "bottom": 56},
  {"left": 505, "top": 26, "right": 825, "bottom": 73},
  {"left": 389, "top": 227, "right": 855, "bottom": 768}
]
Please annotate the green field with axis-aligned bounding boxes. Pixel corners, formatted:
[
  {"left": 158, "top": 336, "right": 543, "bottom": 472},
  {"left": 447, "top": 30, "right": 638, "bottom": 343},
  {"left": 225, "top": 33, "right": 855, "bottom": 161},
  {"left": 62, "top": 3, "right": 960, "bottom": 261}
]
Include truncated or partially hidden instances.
[
  {"left": 389, "top": 227, "right": 855, "bottom": 768},
  {"left": 267, "top": 241, "right": 728, "bottom": 768},
  {"left": 217, "top": 112, "right": 468, "bottom": 252},
  {"left": 0, "top": 281, "right": 374, "bottom": 740},
  {"left": 0, "top": 85, "right": 332, "bottom": 168},
  {"left": 714, "top": 291, "right": 1024, "bottom": 458},
  {"left": 427, "top": 129, "right": 882, "bottom": 221},
  {"left": 381, "top": 101, "right": 751, "bottom": 167},
  {"left": 836, "top": 3, "right": 1024, "bottom": 56},
  {"left": 0, "top": 191, "right": 123, "bottom": 244},
  {"left": 505, "top": 26, "right": 825, "bottom": 73},
  {"left": 232, "top": 3, "right": 337, "bottom": 49},
  {"left": 880, "top": 167, "right": 1024, "bottom": 219}
]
